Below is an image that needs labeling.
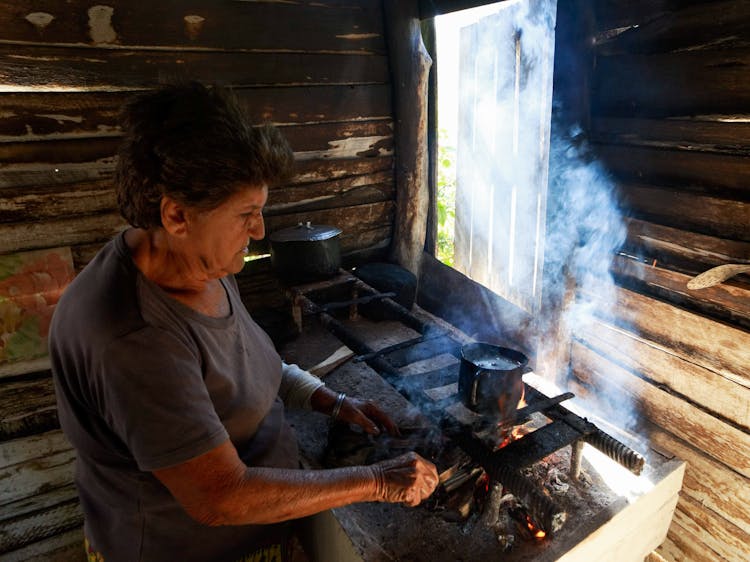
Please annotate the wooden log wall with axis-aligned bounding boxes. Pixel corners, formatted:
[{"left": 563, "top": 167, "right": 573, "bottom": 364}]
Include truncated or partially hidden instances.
[
  {"left": 571, "top": 1, "right": 750, "bottom": 560},
  {"left": 0, "top": 1, "right": 395, "bottom": 559}
]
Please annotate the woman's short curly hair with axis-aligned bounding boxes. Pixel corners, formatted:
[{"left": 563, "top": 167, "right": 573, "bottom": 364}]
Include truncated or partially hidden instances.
[{"left": 115, "top": 81, "right": 295, "bottom": 229}]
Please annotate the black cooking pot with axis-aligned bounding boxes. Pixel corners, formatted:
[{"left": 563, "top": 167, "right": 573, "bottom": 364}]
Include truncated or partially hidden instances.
[
  {"left": 269, "top": 222, "right": 342, "bottom": 282},
  {"left": 458, "top": 342, "right": 528, "bottom": 420}
]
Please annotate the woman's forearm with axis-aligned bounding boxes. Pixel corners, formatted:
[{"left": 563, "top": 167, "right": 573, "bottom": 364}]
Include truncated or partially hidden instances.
[{"left": 218, "top": 464, "right": 379, "bottom": 525}]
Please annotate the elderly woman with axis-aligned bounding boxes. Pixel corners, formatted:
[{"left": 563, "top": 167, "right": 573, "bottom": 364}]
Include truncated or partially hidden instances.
[{"left": 49, "top": 82, "right": 438, "bottom": 562}]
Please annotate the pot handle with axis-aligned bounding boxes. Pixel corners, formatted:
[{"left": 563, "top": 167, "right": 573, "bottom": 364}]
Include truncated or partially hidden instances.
[{"left": 470, "top": 369, "right": 493, "bottom": 406}]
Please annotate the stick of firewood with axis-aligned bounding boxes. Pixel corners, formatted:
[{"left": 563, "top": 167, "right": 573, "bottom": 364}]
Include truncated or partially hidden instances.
[
  {"left": 308, "top": 345, "right": 355, "bottom": 378},
  {"left": 443, "top": 466, "right": 483, "bottom": 493}
]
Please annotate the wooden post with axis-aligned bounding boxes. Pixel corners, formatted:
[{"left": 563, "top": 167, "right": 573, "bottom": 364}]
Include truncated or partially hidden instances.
[{"left": 383, "top": 0, "right": 432, "bottom": 277}]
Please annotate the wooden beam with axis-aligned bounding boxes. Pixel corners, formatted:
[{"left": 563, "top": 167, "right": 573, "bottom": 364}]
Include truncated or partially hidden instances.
[
  {"left": 595, "top": 143, "right": 750, "bottom": 197},
  {"left": 0, "top": 376, "right": 59, "bottom": 441},
  {"left": 591, "top": 117, "right": 750, "bottom": 155},
  {"left": 583, "top": 285, "right": 750, "bottom": 390},
  {"left": 0, "top": 121, "right": 393, "bottom": 166},
  {"left": 649, "top": 426, "right": 750, "bottom": 536},
  {"left": 623, "top": 217, "right": 750, "bottom": 271},
  {"left": 0, "top": 527, "right": 83, "bottom": 562},
  {"left": 0, "top": 0, "right": 385, "bottom": 53},
  {"left": 575, "top": 315, "right": 749, "bottom": 430},
  {"left": 570, "top": 341, "right": 750, "bottom": 478},
  {"left": 594, "top": 1, "right": 750, "bottom": 56},
  {"left": 670, "top": 493, "right": 750, "bottom": 562},
  {"left": 0, "top": 212, "right": 127, "bottom": 254},
  {"left": 592, "top": 48, "right": 750, "bottom": 117},
  {"left": 383, "top": 0, "right": 432, "bottom": 276},
  {"left": 266, "top": 170, "right": 394, "bottom": 214},
  {"left": 0, "top": 180, "right": 116, "bottom": 224},
  {"left": 612, "top": 254, "right": 750, "bottom": 330},
  {"left": 0, "top": 496, "right": 82, "bottom": 555},
  {"left": 0, "top": 85, "right": 393, "bottom": 140},
  {"left": 0, "top": 44, "right": 389, "bottom": 90},
  {"left": 617, "top": 183, "right": 750, "bottom": 242},
  {"left": 592, "top": 1, "right": 693, "bottom": 33}
]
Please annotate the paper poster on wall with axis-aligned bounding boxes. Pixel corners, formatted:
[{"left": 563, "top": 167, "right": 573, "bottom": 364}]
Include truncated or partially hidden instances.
[{"left": 0, "top": 247, "right": 75, "bottom": 373}]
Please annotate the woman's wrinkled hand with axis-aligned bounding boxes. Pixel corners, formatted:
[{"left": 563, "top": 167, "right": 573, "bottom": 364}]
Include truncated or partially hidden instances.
[
  {"left": 338, "top": 396, "right": 401, "bottom": 436},
  {"left": 370, "top": 452, "right": 439, "bottom": 507}
]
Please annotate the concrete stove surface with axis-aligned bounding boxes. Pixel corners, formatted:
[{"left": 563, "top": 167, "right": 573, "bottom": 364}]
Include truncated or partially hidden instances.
[{"left": 279, "top": 309, "right": 684, "bottom": 562}]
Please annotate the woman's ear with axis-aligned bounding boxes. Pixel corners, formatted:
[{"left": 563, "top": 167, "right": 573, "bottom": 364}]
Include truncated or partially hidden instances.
[{"left": 160, "top": 196, "right": 189, "bottom": 236}]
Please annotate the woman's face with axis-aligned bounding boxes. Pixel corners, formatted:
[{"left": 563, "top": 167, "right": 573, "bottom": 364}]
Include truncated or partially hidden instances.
[{"left": 182, "top": 184, "right": 268, "bottom": 278}]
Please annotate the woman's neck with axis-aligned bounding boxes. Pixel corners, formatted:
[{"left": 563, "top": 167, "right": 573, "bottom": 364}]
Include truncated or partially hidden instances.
[
  {"left": 125, "top": 228, "right": 211, "bottom": 294},
  {"left": 124, "top": 228, "right": 230, "bottom": 317}
]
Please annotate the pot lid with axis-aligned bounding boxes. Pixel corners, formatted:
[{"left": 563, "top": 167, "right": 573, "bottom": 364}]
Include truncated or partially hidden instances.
[{"left": 269, "top": 221, "right": 342, "bottom": 242}]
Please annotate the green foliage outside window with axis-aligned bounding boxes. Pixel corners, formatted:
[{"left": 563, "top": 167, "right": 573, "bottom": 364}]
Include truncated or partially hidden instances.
[{"left": 436, "top": 129, "right": 456, "bottom": 266}]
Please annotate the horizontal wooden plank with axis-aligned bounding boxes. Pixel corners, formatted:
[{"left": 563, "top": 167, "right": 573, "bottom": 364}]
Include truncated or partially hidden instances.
[
  {"left": 583, "top": 284, "right": 750, "bottom": 390},
  {"left": 0, "top": 375, "right": 58, "bottom": 441},
  {"left": 0, "top": 85, "right": 392, "bottom": 140},
  {"left": 612, "top": 254, "right": 750, "bottom": 330},
  {"left": 575, "top": 315, "right": 749, "bottom": 430},
  {"left": 266, "top": 200, "right": 394, "bottom": 241},
  {"left": 657, "top": 521, "right": 715, "bottom": 562},
  {"left": 272, "top": 182, "right": 393, "bottom": 217},
  {"left": 596, "top": 143, "right": 750, "bottom": 196},
  {"left": 670, "top": 493, "right": 750, "bottom": 562},
  {"left": 282, "top": 121, "right": 393, "bottom": 160},
  {"left": 0, "top": 0, "right": 384, "bottom": 53},
  {"left": 649, "top": 426, "right": 750, "bottom": 536},
  {"left": 0, "top": 447, "right": 75, "bottom": 510},
  {"left": 0, "top": 497, "right": 82, "bottom": 555},
  {"left": 0, "top": 180, "right": 115, "bottom": 224},
  {"left": 0, "top": 430, "right": 71, "bottom": 469},
  {"left": 0, "top": 155, "right": 393, "bottom": 192},
  {"left": 291, "top": 156, "right": 393, "bottom": 185},
  {"left": 617, "top": 183, "right": 750, "bottom": 241},
  {"left": 591, "top": 117, "right": 750, "bottom": 155},
  {"left": 624, "top": 217, "right": 750, "bottom": 271},
  {"left": 570, "top": 341, "right": 750, "bottom": 478},
  {"left": 267, "top": 170, "right": 394, "bottom": 214},
  {"left": 592, "top": 48, "right": 750, "bottom": 117},
  {"left": 592, "top": 1, "right": 700, "bottom": 33},
  {"left": 0, "top": 480, "right": 78, "bottom": 524},
  {"left": 0, "top": 121, "right": 392, "bottom": 166},
  {"left": 0, "top": 137, "right": 119, "bottom": 165},
  {"left": 0, "top": 45, "right": 389, "bottom": 90},
  {"left": 0, "top": 212, "right": 127, "bottom": 254},
  {"left": 0, "top": 358, "right": 51, "bottom": 380},
  {"left": 248, "top": 200, "right": 394, "bottom": 255},
  {"left": 1, "top": 526, "right": 84, "bottom": 562},
  {"left": 0, "top": 160, "right": 115, "bottom": 190},
  {"left": 0, "top": 159, "right": 393, "bottom": 254},
  {"left": 594, "top": 0, "right": 750, "bottom": 55}
]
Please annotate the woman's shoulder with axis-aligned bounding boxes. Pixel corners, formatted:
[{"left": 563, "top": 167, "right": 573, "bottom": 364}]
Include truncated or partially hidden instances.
[{"left": 51, "top": 234, "right": 145, "bottom": 347}]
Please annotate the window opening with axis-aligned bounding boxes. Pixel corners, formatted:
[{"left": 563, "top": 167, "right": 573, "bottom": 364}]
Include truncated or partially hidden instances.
[{"left": 434, "top": 0, "right": 557, "bottom": 314}]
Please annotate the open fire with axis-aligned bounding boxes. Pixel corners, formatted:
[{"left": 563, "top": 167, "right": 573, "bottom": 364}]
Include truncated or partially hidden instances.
[{"left": 283, "top": 271, "right": 683, "bottom": 561}]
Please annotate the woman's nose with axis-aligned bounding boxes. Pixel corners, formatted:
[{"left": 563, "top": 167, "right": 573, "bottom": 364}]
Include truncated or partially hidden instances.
[{"left": 248, "top": 215, "right": 265, "bottom": 240}]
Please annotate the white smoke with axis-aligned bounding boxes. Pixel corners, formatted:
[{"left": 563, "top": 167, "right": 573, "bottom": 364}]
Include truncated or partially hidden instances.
[{"left": 545, "top": 123, "right": 640, "bottom": 434}]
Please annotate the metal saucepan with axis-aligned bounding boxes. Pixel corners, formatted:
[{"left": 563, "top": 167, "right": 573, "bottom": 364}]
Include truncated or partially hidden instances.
[
  {"left": 269, "top": 221, "right": 342, "bottom": 282},
  {"left": 458, "top": 342, "right": 528, "bottom": 420}
]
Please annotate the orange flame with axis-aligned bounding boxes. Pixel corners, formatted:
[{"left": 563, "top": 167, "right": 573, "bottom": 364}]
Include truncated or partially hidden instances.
[{"left": 525, "top": 515, "right": 546, "bottom": 539}]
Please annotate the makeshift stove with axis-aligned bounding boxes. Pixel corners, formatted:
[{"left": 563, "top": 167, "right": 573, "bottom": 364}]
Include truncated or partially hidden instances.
[{"left": 280, "top": 271, "right": 685, "bottom": 562}]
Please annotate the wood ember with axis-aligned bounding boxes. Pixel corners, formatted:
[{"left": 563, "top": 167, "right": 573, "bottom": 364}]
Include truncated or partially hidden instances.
[{"left": 478, "top": 481, "right": 504, "bottom": 528}]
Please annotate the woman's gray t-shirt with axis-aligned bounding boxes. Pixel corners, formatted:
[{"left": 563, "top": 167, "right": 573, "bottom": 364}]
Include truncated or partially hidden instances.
[{"left": 49, "top": 232, "right": 299, "bottom": 562}]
